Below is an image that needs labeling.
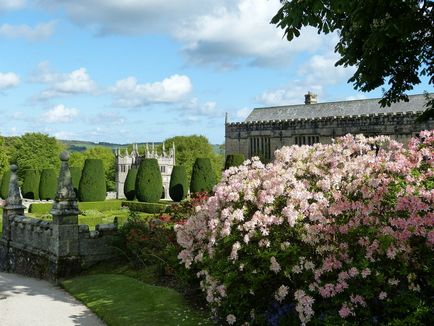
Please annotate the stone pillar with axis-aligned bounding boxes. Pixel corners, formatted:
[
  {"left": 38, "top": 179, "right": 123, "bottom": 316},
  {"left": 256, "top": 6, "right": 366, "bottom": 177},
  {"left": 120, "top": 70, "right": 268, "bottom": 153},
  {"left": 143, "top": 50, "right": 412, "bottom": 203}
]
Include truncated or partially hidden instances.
[
  {"left": 50, "top": 152, "right": 80, "bottom": 259},
  {"left": 2, "top": 165, "right": 25, "bottom": 241}
]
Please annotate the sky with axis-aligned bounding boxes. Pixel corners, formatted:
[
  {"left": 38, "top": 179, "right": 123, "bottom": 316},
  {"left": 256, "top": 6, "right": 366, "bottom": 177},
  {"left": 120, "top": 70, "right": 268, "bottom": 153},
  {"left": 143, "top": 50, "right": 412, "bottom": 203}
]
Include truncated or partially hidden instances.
[{"left": 0, "top": 0, "right": 432, "bottom": 145}]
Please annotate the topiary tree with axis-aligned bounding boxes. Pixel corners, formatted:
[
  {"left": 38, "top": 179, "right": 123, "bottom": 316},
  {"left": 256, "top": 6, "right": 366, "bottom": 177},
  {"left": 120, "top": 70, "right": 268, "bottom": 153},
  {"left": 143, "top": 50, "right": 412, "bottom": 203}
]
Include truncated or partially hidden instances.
[
  {"left": 169, "top": 165, "right": 188, "bottom": 202},
  {"left": 39, "top": 169, "right": 57, "bottom": 200},
  {"left": 124, "top": 166, "right": 138, "bottom": 201},
  {"left": 135, "top": 158, "right": 162, "bottom": 203},
  {"left": 224, "top": 153, "right": 245, "bottom": 170},
  {"left": 70, "top": 167, "right": 82, "bottom": 198},
  {"left": 22, "top": 169, "right": 40, "bottom": 200},
  {"left": 79, "top": 159, "right": 106, "bottom": 202},
  {"left": 0, "top": 170, "right": 10, "bottom": 199},
  {"left": 190, "top": 158, "right": 216, "bottom": 194}
]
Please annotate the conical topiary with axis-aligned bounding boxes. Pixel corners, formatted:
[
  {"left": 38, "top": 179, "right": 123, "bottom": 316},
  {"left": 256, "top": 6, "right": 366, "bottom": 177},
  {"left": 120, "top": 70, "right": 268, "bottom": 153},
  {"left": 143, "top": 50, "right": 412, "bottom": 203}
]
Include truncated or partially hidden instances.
[
  {"left": 124, "top": 166, "right": 138, "bottom": 201},
  {"left": 22, "top": 169, "right": 41, "bottom": 200},
  {"left": 135, "top": 158, "right": 162, "bottom": 203},
  {"left": 169, "top": 165, "right": 188, "bottom": 202},
  {"left": 79, "top": 159, "right": 106, "bottom": 202},
  {"left": 190, "top": 158, "right": 216, "bottom": 194},
  {"left": 70, "top": 167, "right": 82, "bottom": 198},
  {"left": 0, "top": 170, "right": 11, "bottom": 199},
  {"left": 39, "top": 168, "right": 57, "bottom": 200},
  {"left": 224, "top": 153, "right": 245, "bottom": 170}
]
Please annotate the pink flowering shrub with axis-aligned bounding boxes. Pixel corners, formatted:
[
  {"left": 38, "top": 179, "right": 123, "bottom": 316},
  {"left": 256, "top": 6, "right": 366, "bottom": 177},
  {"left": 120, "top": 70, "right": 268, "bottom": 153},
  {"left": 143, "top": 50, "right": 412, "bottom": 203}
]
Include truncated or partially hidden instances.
[{"left": 176, "top": 132, "right": 434, "bottom": 325}]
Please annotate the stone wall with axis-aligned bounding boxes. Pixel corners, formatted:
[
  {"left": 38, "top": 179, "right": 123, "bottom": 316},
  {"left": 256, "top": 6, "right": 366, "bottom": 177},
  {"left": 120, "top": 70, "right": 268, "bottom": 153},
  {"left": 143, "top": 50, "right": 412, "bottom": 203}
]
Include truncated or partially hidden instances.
[{"left": 0, "top": 154, "right": 120, "bottom": 282}]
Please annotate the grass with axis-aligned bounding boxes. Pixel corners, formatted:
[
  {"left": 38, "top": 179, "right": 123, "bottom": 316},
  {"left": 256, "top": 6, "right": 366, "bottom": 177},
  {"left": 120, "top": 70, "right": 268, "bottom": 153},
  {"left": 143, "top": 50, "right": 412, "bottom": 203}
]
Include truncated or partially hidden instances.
[{"left": 61, "top": 274, "right": 214, "bottom": 326}]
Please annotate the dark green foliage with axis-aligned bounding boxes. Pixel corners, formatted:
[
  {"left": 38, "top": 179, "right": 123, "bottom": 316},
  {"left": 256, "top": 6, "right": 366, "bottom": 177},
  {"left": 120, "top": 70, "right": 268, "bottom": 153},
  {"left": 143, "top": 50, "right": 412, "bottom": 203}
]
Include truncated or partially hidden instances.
[
  {"left": 29, "top": 200, "right": 123, "bottom": 214},
  {"left": 0, "top": 170, "right": 11, "bottom": 199},
  {"left": 79, "top": 159, "right": 106, "bottom": 202},
  {"left": 169, "top": 166, "right": 188, "bottom": 202},
  {"left": 124, "top": 166, "right": 138, "bottom": 201},
  {"left": 224, "top": 154, "right": 245, "bottom": 170},
  {"left": 190, "top": 158, "right": 216, "bottom": 194},
  {"left": 39, "top": 169, "right": 57, "bottom": 200},
  {"left": 135, "top": 159, "right": 162, "bottom": 203},
  {"left": 22, "top": 169, "right": 40, "bottom": 200},
  {"left": 70, "top": 167, "right": 82, "bottom": 198},
  {"left": 121, "top": 201, "right": 168, "bottom": 214}
]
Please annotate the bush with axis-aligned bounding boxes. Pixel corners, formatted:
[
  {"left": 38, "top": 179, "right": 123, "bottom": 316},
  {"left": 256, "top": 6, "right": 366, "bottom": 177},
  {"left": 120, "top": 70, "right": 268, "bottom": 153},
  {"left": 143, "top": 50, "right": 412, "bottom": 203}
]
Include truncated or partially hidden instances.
[
  {"left": 190, "top": 158, "right": 216, "bottom": 194},
  {"left": 135, "top": 158, "right": 162, "bottom": 203},
  {"left": 39, "top": 169, "right": 57, "bottom": 200},
  {"left": 70, "top": 167, "right": 82, "bottom": 198},
  {"left": 124, "top": 166, "right": 138, "bottom": 201},
  {"left": 224, "top": 154, "right": 245, "bottom": 170},
  {"left": 22, "top": 169, "right": 40, "bottom": 200},
  {"left": 176, "top": 132, "right": 434, "bottom": 325},
  {"left": 79, "top": 159, "right": 106, "bottom": 202},
  {"left": 0, "top": 170, "right": 11, "bottom": 199},
  {"left": 122, "top": 201, "right": 168, "bottom": 214},
  {"left": 29, "top": 200, "right": 123, "bottom": 214},
  {"left": 169, "top": 166, "right": 188, "bottom": 202}
]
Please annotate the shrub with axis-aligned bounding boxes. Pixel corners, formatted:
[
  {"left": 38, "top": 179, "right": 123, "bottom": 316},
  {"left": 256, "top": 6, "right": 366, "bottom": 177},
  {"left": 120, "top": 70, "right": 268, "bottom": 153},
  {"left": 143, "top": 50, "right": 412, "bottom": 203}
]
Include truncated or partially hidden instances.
[
  {"left": 224, "top": 154, "right": 245, "bottom": 170},
  {"left": 79, "top": 159, "right": 106, "bottom": 202},
  {"left": 135, "top": 158, "right": 162, "bottom": 203},
  {"left": 29, "top": 200, "right": 123, "bottom": 214},
  {"left": 176, "top": 132, "right": 434, "bottom": 325},
  {"left": 70, "top": 167, "right": 82, "bottom": 198},
  {"left": 39, "top": 169, "right": 57, "bottom": 200},
  {"left": 0, "top": 170, "right": 11, "bottom": 199},
  {"left": 122, "top": 201, "right": 168, "bottom": 214},
  {"left": 124, "top": 166, "right": 138, "bottom": 201},
  {"left": 190, "top": 158, "right": 216, "bottom": 194},
  {"left": 169, "top": 166, "right": 188, "bottom": 202},
  {"left": 22, "top": 169, "right": 40, "bottom": 200}
]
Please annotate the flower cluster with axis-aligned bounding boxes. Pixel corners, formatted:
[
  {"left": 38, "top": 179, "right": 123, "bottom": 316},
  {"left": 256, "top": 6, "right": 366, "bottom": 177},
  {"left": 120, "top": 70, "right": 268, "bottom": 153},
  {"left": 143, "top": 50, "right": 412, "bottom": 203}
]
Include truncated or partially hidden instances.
[{"left": 176, "top": 131, "right": 434, "bottom": 325}]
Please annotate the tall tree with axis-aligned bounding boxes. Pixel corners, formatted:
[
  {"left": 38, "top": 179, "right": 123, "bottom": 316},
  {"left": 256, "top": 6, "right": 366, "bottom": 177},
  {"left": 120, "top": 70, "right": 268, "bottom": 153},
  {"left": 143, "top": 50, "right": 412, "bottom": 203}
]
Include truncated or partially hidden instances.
[
  {"left": 163, "top": 135, "right": 224, "bottom": 183},
  {"left": 0, "top": 136, "right": 9, "bottom": 177},
  {"left": 272, "top": 0, "right": 434, "bottom": 117},
  {"left": 83, "top": 146, "right": 116, "bottom": 191}
]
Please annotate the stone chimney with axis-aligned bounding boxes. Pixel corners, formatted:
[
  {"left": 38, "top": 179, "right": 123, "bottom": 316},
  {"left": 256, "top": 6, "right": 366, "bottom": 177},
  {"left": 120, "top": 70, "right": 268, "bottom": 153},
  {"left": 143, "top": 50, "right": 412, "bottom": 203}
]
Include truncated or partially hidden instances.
[{"left": 304, "top": 91, "right": 318, "bottom": 105}]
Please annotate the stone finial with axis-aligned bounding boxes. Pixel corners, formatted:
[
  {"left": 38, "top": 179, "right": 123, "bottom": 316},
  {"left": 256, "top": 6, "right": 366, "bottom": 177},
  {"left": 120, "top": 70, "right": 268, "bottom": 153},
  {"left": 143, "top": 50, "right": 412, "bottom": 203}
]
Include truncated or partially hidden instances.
[
  {"left": 162, "top": 142, "right": 166, "bottom": 156},
  {"left": 305, "top": 91, "right": 318, "bottom": 105},
  {"left": 50, "top": 151, "right": 79, "bottom": 216},
  {"left": 4, "top": 164, "right": 25, "bottom": 209}
]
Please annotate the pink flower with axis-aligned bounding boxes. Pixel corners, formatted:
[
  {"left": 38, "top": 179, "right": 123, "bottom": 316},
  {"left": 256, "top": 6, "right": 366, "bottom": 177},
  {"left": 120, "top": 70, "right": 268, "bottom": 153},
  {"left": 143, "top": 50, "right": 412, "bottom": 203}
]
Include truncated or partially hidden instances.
[
  {"left": 270, "top": 256, "right": 281, "bottom": 274},
  {"left": 379, "top": 291, "right": 387, "bottom": 300},
  {"left": 339, "top": 304, "right": 353, "bottom": 318}
]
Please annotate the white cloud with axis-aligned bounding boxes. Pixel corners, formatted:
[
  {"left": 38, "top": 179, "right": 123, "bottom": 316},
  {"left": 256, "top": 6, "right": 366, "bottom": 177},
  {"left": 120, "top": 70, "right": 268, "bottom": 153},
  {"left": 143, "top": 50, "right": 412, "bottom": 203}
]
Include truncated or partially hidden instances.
[
  {"left": 0, "top": 72, "right": 20, "bottom": 90},
  {"left": 53, "top": 130, "right": 77, "bottom": 140},
  {"left": 39, "top": 0, "right": 326, "bottom": 67},
  {"left": 0, "top": 0, "right": 25, "bottom": 11},
  {"left": 31, "top": 63, "right": 97, "bottom": 100},
  {"left": 0, "top": 21, "right": 56, "bottom": 41},
  {"left": 236, "top": 107, "right": 252, "bottom": 120},
  {"left": 346, "top": 94, "right": 368, "bottom": 101},
  {"left": 110, "top": 74, "right": 192, "bottom": 107},
  {"left": 42, "top": 104, "right": 79, "bottom": 123}
]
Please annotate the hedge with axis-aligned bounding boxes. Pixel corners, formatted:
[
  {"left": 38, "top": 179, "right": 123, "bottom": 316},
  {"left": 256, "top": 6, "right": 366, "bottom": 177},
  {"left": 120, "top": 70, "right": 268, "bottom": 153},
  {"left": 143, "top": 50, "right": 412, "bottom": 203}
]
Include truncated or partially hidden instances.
[
  {"left": 70, "top": 167, "right": 82, "bottom": 198},
  {"left": 224, "top": 153, "right": 245, "bottom": 170},
  {"left": 190, "top": 158, "right": 216, "bottom": 193},
  {"left": 135, "top": 158, "right": 162, "bottom": 203},
  {"left": 79, "top": 159, "right": 106, "bottom": 202},
  {"left": 39, "top": 169, "right": 57, "bottom": 200},
  {"left": 124, "top": 166, "right": 138, "bottom": 201},
  {"left": 121, "top": 201, "right": 168, "bottom": 214},
  {"left": 169, "top": 165, "right": 188, "bottom": 202},
  {"left": 0, "top": 170, "right": 11, "bottom": 199},
  {"left": 22, "top": 169, "right": 41, "bottom": 200},
  {"left": 29, "top": 200, "right": 123, "bottom": 214}
]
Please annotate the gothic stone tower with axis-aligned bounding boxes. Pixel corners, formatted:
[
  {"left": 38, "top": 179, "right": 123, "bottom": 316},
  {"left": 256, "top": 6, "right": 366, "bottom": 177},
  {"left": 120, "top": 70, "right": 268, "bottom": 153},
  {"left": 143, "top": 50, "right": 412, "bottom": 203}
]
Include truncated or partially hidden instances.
[{"left": 115, "top": 143, "right": 175, "bottom": 200}]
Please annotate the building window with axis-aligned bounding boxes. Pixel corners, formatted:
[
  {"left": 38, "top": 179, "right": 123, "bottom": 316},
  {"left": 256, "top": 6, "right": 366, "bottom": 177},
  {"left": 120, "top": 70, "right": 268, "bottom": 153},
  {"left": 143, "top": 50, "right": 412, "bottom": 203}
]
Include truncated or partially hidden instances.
[
  {"left": 249, "top": 136, "right": 271, "bottom": 160},
  {"left": 294, "top": 135, "right": 319, "bottom": 146},
  {"left": 120, "top": 165, "right": 126, "bottom": 173},
  {"left": 160, "top": 166, "right": 166, "bottom": 173}
]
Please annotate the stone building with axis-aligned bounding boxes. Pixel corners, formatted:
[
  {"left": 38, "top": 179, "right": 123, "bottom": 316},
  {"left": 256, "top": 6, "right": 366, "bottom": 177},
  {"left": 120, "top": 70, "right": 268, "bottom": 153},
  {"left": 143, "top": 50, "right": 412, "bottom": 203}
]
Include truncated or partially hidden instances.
[
  {"left": 115, "top": 143, "right": 175, "bottom": 199},
  {"left": 225, "top": 93, "right": 434, "bottom": 161}
]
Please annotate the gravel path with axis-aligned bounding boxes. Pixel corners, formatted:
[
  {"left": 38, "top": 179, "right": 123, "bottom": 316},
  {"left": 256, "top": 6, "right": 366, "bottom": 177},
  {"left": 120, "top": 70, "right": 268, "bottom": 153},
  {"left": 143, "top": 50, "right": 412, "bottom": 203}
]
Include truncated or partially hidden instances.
[{"left": 0, "top": 272, "right": 105, "bottom": 326}]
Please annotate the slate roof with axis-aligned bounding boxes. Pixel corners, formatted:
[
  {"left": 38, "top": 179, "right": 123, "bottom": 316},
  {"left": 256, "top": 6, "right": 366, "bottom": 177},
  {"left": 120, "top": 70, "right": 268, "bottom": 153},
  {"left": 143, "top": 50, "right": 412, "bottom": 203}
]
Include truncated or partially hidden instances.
[{"left": 245, "top": 94, "right": 429, "bottom": 122}]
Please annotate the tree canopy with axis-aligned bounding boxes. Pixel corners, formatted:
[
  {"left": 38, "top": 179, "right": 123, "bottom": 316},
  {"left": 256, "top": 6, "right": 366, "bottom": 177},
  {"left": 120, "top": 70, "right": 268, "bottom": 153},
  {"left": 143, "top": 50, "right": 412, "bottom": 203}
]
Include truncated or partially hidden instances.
[{"left": 272, "top": 0, "right": 433, "bottom": 116}]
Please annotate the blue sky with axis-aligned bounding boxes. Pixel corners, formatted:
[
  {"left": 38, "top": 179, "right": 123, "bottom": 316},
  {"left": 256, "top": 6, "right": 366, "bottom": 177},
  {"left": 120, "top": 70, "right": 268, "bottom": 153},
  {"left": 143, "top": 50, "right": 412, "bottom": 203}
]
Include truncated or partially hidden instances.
[{"left": 0, "top": 0, "right": 431, "bottom": 144}]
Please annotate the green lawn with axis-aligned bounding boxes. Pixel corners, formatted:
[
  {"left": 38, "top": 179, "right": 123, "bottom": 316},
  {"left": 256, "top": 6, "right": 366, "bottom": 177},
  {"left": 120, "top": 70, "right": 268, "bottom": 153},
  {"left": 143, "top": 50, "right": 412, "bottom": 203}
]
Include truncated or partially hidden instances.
[{"left": 61, "top": 274, "right": 213, "bottom": 326}]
